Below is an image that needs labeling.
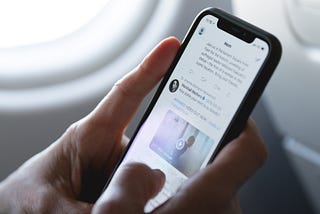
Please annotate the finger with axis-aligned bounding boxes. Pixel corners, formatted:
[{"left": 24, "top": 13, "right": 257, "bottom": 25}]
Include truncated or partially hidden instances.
[
  {"left": 155, "top": 119, "right": 267, "bottom": 213},
  {"left": 207, "top": 118, "right": 268, "bottom": 191},
  {"left": 121, "top": 135, "right": 130, "bottom": 149},
  {"left": 91, "top": 37, "right": 180, "bottom": 132},
  {"left": 57, "top": 200, "right": 93, "bottom": 214},
  {"left": 93, "top": 163, "right": 165, "bottom": 214}
]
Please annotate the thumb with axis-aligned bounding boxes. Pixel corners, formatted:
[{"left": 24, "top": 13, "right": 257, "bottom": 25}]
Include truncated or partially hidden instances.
[{"left": 92, "top": 163, "right": 165, "bottom": 214}]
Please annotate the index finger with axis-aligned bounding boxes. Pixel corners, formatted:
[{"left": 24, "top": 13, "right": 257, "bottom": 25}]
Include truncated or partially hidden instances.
[{"left": 90, "top": 37, "right": 180, "bottom": 132}]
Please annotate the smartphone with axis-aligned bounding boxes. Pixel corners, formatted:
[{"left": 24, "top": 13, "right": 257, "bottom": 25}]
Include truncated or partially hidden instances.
[{"left": 105, "top": 8, "right": 281, "bottom": 211}]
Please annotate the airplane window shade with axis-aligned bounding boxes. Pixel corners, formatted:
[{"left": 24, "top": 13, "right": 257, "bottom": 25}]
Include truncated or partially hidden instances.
[{"left": 0, "top": 0, "right": 158, "bottom": 88}]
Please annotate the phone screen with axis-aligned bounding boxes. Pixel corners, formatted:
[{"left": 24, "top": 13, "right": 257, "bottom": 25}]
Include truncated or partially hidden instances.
[{"left": 115, "top": 14, "right": 269, "bottom": 211}]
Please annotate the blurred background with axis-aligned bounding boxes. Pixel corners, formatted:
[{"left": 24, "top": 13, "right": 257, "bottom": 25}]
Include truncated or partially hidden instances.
[{"left": 0, "top": 0, "right": 318, "bottom": 213}]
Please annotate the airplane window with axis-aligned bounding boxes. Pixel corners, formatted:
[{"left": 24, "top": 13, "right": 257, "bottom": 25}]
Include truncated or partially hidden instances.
[
  {"left": 0, "top": 0, "right": 157, "bottom": 88},
  {"left": 0, "top": 0, "right": 111, "bottom": 48},
  {"left": 0, "top": 0, "right": 183, "bottom": 110}
]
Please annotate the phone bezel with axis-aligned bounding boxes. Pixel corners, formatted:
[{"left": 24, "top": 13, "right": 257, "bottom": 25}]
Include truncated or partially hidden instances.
[{"left": 103, "top": 7, "right": 281, "bottom": 191}]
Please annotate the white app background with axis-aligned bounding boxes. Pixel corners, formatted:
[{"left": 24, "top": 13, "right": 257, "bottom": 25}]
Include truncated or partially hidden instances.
[{"left": 113, "top": 15, "right": 269, "bottom": 212}]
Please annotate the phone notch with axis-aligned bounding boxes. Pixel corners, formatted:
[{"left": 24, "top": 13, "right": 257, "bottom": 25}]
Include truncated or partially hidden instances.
[{"left": 217, "top": 18, "right": 255, "bottom": 43}]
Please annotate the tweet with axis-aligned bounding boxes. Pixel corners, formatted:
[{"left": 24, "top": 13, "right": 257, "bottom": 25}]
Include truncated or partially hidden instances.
[{"left": 119, "top": 14, "right": 269, "bottom": 212}]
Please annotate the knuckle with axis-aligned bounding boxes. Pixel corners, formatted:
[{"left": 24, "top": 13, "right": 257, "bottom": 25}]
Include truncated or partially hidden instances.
[
  {"left": 255, "top": 137, "right": 268, "bottom": 166},
  {"left": 122, "top": 162, "right": 151, "bottom": 176},
  {"left": 113, "top": 78, "right": 131, "bottom": 99}
]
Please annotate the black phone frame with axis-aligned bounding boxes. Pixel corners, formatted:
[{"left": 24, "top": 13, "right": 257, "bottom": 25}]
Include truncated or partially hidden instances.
[{"left": 103, "top": 7, "right": 282, "bottom": 191}]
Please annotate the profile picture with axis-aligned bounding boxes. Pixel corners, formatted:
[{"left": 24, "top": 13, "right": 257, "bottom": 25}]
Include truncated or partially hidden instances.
[
  {"left": 198, "top": 27, "right": 205, "bottom": 35},
  {"left": 149, "top": 110, "right": 215, "bottom": 177},
  {"left": 169, "top": 79, "right": 179, "bottom": 93}
]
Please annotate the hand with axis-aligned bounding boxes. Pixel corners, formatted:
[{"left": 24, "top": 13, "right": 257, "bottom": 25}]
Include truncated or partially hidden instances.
[
  {"left": 0, "top": 37, "right": 180, "bottom": 213},
  {"left": 0, "top": 36, "right": 267, "bottom": 214},
  {"left": 93, "top": 119, "right": 267, "bottom": 214}
]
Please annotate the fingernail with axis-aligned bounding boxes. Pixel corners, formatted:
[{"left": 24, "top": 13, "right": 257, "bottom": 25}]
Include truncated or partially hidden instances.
[{"left": 153, "top": 169, "right": 166, "bottom": 186}]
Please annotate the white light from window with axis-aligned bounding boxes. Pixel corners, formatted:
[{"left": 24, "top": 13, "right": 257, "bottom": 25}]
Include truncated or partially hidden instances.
[
  {"left": 0, "top": 0, "right": 110, "bottom": 48},
  {"left": 0, "top": 0, "right": 158, "bottom": 88}
]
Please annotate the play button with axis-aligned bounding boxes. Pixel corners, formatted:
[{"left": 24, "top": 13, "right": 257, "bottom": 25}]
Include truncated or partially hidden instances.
[{"left": 176, "top": 138, "right": 185, "bottom": 150}]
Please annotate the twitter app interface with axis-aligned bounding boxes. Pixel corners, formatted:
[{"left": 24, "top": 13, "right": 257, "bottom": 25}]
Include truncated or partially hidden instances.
[{"left": 114, "top": 15, "right": 269, "bottom": 211}]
